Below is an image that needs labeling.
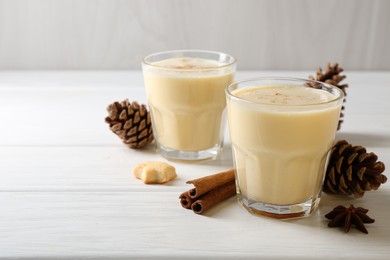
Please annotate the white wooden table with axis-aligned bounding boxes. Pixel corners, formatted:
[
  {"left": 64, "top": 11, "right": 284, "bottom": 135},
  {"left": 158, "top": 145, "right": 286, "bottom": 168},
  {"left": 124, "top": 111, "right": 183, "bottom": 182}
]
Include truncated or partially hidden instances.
[{"left": 0, "top": 70, "right": 389, "bottom": 259}]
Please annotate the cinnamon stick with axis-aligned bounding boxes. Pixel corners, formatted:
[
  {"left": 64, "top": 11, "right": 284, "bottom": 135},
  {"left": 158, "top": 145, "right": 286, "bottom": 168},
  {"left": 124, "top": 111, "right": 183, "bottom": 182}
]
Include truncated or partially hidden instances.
[
  {"left": 179, "top": 191, "right": 195, "bottom": 209},
  {"left": 187, "top": 168, "right": 235, "bottom": 198},
  {"left": 191, "top": 180, "right": 236, "bottom": 214},
  {"left": 179, "top": 169, "right": 236, "bottom": 214}
]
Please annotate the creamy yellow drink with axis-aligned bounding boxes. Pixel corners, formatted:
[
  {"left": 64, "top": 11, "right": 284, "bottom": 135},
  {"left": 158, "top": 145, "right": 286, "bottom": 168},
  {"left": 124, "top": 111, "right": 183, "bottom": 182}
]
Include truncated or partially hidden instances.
[
  {"left": 142, "top": 52, "right": 235, "bottom": 160},
  {"left": 226, "top": 80, "right": 343, "bottom": 217}
]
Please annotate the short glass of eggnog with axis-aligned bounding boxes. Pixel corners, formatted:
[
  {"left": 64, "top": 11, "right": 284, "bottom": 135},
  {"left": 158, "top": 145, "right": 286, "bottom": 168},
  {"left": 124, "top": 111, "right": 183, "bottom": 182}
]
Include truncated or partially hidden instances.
[
  {"left": 226, "top": 78, "right": 344, "bottom": 218},
  {"left": 142, "top": 50, "right": 236, "bottom": 161}
]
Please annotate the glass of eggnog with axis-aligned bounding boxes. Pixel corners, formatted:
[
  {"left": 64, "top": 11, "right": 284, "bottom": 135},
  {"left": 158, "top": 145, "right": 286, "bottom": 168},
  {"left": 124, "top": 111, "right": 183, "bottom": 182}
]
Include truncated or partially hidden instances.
[
  {"left": 142, "top": 50, "right": 236, "bottom": 161},
  {"left": 226, "top": 78, "right": 344, "bottom": 218}
]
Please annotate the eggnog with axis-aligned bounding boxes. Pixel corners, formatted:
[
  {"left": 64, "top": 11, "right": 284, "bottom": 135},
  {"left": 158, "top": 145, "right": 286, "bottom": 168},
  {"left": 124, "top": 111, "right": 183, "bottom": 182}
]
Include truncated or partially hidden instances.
[
  {"left": 142, "top": 52, "right": 235, "bottom": 160},
  {"left": 226, "top": 80, "right": 343, "bottom": 217}
]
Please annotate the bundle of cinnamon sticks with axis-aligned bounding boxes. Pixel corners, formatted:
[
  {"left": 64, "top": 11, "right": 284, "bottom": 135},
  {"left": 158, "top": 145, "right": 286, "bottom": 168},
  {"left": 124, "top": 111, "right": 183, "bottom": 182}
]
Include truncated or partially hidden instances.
[{"left": 179, "top": 169, "right": 236, "bottom": 214}]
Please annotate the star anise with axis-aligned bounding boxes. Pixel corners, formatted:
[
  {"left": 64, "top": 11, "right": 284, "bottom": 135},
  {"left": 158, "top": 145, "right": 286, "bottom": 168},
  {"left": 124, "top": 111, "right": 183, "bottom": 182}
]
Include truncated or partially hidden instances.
[{"left": 325, "top": 204, "right": 375, "bottom": 234}]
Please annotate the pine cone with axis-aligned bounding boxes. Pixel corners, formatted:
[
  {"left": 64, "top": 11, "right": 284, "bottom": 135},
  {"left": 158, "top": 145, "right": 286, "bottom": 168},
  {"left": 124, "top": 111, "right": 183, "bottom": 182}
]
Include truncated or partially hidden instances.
[
  {"left": 324, "top": 140, "right": 387, "bottom": 198},
  {"left": 309, "top": 63, "right": 348, "bottom": 130},
  {"left": 105, "top": 99, "right": 153, "bottom": 149}
]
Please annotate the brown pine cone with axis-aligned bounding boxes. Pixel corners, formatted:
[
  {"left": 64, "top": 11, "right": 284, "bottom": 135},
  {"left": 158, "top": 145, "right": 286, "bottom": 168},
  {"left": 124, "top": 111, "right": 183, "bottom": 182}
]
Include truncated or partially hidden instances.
[
  {"left": 105, "top": 99, "right": 154, "bottom": 149},
  {"left": 324, "top": 140, "right": 387, "bottom": 198},
  {"left": 309, "top": 63, "right": 348, "bottom": 130}
]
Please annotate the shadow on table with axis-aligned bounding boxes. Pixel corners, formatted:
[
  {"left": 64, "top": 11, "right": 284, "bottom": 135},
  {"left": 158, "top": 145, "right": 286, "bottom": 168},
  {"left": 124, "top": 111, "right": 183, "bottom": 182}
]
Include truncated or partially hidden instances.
[
  {"left": 279, "top": 190, "right": 390, "bottom": 233},
  {"left": 199, "top": 143, "right": 234, "bottom": 168},
  {"left": 200, "top": 188, "right": 390, "bottom": 237},
  {"left": 126, "top": 141, "right": 234, "bottom": 168}
]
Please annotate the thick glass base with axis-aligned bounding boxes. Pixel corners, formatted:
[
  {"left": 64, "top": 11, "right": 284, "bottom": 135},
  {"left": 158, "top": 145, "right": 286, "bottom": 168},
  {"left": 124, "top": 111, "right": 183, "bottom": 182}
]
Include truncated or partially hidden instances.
[
  {"left": 238, "top": 195, "right": 321, "bottom": 219},
  {"left": 158, "top": 144, "right": 222, "bottom": 161}
]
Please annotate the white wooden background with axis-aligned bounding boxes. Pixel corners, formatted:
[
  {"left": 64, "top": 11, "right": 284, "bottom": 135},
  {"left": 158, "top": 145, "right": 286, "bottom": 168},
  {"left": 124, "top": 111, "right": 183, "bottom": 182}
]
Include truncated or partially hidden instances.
[{"left": 0, "top": 0, "right": 389, "bottom": 70}]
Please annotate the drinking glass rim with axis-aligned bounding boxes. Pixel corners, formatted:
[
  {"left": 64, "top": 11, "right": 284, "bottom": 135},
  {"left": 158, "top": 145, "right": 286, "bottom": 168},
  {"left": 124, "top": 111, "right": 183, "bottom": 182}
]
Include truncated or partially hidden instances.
[
  {"left": 142, "top": 50, "right": 236, "bottom": 71},
  {"left": 225, "top": 77, "right": 344, "bottom": 108}
]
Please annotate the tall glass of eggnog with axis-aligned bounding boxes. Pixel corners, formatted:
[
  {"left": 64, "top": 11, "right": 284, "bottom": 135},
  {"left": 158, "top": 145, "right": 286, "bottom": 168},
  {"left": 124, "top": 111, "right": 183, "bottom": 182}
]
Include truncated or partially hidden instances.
[
  {"left": 142, "top": 50, "right": 236, "bottom": 161},
  {"left": 226, "top": 78, "right": 344, "bottom": 218}
]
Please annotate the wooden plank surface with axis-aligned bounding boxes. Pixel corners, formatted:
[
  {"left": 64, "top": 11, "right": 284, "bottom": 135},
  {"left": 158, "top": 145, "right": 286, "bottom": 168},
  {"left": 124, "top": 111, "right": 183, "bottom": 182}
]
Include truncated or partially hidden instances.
[{"left": 0, "top": 71, "right": 389, "bottom": 259}]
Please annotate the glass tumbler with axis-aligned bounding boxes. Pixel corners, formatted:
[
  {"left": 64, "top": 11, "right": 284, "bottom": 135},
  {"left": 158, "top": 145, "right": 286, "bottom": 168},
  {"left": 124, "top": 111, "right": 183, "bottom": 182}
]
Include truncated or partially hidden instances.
[
  {"left": 226, "top": 77, "right": 344, "bottom": 218},
  {"left": 142, "top": 50, "right": 236, "bottom": 161}
]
